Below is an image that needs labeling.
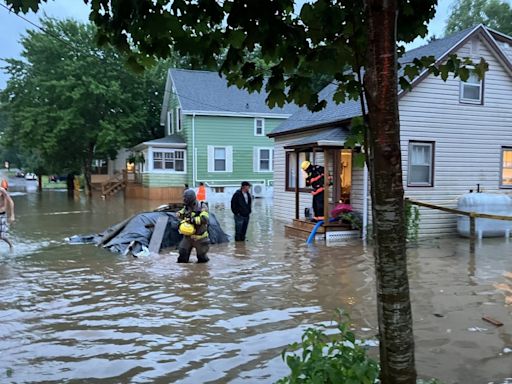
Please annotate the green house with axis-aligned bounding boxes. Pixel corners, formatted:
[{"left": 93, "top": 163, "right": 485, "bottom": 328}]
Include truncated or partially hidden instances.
[{"left": 133, "top": 69, "right": 297, "bottom": 198}]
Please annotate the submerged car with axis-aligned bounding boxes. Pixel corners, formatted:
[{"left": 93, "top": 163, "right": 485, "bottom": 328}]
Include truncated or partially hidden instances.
[{"left": 25, "top": 173, "right": 37, "bottom": 180}]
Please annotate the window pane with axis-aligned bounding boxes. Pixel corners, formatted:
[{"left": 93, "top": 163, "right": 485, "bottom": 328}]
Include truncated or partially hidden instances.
[
  {"left": 260, "top": 149, "right": 270, "bottom": 160},
  {"left": 502, "top": 149, "right": 512, "bottom": 186},
  {"left": 215, "top": 159, "right": 226, "bottom": 171},
  {"left": 410, "top": 165, "right": 430, "bottom": 183},
  {"left": 287, "top": 152, "right": 309, "bottom": 188},
  {"left": 462, "top": 84, "right": 480, "bottom": 100},
  {"left": 176, "top": 159, "right": 184, "bottom": 172},
  {"left": 468, "top": 72, "right": 479, "bottom": 84},
  {"left": 214, "top": 148, "right": 226, "bottom": 160},
  {"left": 260, "top": 160, "right": 270, "bottom": 171},
  {"left": 409, "top": 143, "right": 433, "bottom": 185},
  {"left": 154, "top": 160, "right": 163, "bottom": 169},
  {"left": 411, "top": 145, "right": 431, "bottom": 165}
]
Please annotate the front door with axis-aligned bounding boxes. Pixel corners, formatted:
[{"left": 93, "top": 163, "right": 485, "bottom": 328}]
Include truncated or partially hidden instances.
[{"left": 338, "top": 149, "right": 352, "bottom": 203}]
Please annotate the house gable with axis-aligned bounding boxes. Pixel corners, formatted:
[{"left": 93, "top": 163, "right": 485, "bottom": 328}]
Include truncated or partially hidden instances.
[{"left": 399, "top": 34, "right": 512, "bottom": 236}]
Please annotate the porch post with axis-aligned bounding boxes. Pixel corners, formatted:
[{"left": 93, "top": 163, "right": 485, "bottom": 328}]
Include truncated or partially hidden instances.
[
  {"left": 295, "top": 150, "right": 300, "bottom": 220},
  {"left": 324, "top": 149, "right": 329, "bottom": 221}
]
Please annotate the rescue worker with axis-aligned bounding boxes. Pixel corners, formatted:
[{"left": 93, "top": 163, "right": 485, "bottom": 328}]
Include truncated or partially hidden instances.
[
  {"left": 0, "top": 186, "right": 15, "bottom": 249},
  {"left": 301, "top": 160, "right": 327, "bottom": 221},
  {"left": 176, "top": 189, "right": 210, "bottom": 263}
]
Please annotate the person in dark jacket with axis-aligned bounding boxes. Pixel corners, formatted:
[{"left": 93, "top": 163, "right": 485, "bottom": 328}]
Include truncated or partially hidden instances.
[
  {"left": 230, "top": 181, "right": 252, "bottom": 241},
  {"left": 176, "top": 189, "right": 210, "bottom": 263}
]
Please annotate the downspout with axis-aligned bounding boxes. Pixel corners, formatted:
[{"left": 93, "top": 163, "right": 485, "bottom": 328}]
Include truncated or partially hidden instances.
[
  {"left": 362, "top": 162, "right": 369, "bottom": 241},
  {"left": 192, "top": 113, "right": 196, "bottom": 186}
]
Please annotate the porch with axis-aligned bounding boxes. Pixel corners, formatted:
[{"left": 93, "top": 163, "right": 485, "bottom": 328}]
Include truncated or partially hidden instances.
[{"left": 282, "top": 127, "right": 366, "bottom": 243}]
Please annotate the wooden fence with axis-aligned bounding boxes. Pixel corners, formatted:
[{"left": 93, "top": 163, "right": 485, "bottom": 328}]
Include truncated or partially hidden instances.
[{"left": 405, "top": 198, "right": 512, "bottom": 252}]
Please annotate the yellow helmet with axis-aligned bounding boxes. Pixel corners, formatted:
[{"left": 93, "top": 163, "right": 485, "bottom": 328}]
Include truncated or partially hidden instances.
[
  {"left": 178, "top": 222, "right": 196, "bottom": 236},
  {"left": 301, "top": 160, "right": 311, "bottom": 171}
]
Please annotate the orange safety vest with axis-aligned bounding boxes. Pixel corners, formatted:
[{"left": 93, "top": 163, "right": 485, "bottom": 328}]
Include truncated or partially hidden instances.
[
  {"left": 196, "top": 185, "right": 206, "bottom": 201},
  {"left": 1, "top": 179, "right": 8, "bottom": 190}
]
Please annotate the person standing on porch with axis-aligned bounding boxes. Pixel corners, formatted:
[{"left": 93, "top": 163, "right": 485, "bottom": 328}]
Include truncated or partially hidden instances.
[
  {"left": 301, "top": 161, "right": 326, "bottom": 221},
  {"left": 0, "top": 186, "right": 15, "bottom": 249},
  {"left": 230, "top": 181, "right": 252, "bottom": 241}
]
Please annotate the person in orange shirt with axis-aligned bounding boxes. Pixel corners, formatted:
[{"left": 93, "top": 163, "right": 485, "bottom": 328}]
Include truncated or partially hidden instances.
[{"left": 196, "top": 182, "right": 207, "bottom": 203}]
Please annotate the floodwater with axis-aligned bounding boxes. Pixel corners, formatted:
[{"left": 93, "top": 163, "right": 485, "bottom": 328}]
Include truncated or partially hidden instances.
[{"left": 0, "top": 188, "right": 511, "bottom": 383}]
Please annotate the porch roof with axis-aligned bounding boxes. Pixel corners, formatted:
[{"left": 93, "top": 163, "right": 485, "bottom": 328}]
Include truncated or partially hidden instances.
[
  {"left": 283, "top": 127, "right": 349, "bottom": 150},
  {"left": 132, "top": 134, "right": 186, "bottom": 151}
]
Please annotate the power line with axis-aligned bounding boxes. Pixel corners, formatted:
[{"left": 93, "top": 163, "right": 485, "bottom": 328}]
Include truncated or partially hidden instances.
[
  {"left": 0, "top": 2, "right": 80, "bottom": 53},
  {"left": 0, "top": 1, "right": 356, "bottom": 126}
]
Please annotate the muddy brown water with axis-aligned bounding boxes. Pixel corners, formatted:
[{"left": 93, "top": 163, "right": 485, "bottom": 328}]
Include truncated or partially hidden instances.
[{"left": 0, "top": 189, "right": 511, "bottom": 383}]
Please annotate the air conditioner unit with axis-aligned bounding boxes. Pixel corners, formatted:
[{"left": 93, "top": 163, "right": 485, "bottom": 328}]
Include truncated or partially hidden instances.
[{"left": 252, "top": 183, "right": 266, "bottom": 198}]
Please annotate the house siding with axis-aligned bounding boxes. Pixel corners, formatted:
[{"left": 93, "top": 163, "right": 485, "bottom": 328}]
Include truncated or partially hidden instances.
[
  {"left": 143, "top": 172, "right": 187, "bottom": 188},
  {"left": 183, "top": 115, "right": 281, "bottom": 187},
  {"left": 400, "top": 37, "right": 512, "bottom": 237}
]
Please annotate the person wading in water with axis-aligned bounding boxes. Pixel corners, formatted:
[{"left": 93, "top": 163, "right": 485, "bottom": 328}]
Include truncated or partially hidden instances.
[{"left": 0, "top": 186, "right": 15, "bottom": 249}]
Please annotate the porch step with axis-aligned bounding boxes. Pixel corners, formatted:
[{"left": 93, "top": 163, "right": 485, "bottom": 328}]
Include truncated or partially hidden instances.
[
  {"left": 290, "top": 219, "right": 326, "bottom": 233},
  {"left": 285, "top": 219, "right": 353, "bottom": 240}
]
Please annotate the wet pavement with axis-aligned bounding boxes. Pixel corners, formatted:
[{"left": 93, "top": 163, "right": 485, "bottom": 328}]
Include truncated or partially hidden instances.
[{"left": 0, "top": 183, "right": 511, "bottom": 383}]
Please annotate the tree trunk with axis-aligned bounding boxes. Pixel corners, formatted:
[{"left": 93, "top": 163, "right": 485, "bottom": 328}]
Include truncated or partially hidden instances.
[
  {"left": 83, "top": 147, "right": 94, "bottom": 197},
  {"left": 363, "top": 1, "right": 416, "bottom": 383}
]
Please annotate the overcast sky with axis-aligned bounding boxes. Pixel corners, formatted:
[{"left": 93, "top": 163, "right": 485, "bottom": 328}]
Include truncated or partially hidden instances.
[{"left": 0, "top": 0, "right": 456, "bottom": 90}]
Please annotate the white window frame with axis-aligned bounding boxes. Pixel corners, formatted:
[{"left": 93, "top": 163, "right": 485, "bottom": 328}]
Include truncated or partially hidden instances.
[
  {"left": 150, "top": 148, "right": 186, "bottom": 173},
  {"left": 407, "top": 141, "right": 434, "bottom": 187},
  {"left": 254, "top": 147, "right": 274, "bottom": 172},
  {"left": 207, "top": 145, "right": 233, "bottom": 173},
  {"left": 254, "top": 118, "right": 265, "bottom": 136},
  {"left": 460, "top": 70, "right": 483, "bottom": 104},
  {"left": 500, "top": 147, "right": 512, "bottom": 188},
  {"left": 286, "top": 151, "right": 311, "bottom": 191}
]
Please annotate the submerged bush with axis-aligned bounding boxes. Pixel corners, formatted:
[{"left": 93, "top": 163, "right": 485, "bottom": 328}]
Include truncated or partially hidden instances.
[{"left": 275, "top": 310, "right": 379, "bottom": 384}]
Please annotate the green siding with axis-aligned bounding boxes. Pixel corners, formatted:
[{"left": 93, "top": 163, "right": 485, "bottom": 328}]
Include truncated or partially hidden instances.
[
  {"left": 143, "top": 172, "right": 187, "bottom": 187},
  {"left": 183, "top": 115, "right": 279, "bottom": 186}
]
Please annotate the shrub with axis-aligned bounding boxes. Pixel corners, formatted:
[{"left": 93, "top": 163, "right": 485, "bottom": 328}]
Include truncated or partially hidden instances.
[{"left": 275, "top": 310, "right": 379, "bottom": 384}]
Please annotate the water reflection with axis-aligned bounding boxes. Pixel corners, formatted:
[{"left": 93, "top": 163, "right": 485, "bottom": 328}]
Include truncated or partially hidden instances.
[{"left": 0, "top": 191, "right": 511, "bottom": 383}]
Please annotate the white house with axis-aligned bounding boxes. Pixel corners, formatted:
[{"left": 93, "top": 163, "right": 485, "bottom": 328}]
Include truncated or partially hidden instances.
[{"left": 268, "top": 25, "right": 512, "bottom": 238}]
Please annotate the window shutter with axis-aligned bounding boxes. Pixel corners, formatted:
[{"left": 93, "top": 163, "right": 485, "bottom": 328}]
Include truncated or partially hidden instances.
[
  {"left": 207, "top": 146, "right": 214, "bottom": 173},
  {"left": 226, "top": 146, "right": 233, "bottom": 173}
]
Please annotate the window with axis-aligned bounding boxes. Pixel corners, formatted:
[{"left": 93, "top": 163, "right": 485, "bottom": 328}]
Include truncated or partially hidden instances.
[
  {"left": 408, "top": 141, "right": 434, "bottom": 187},
  {"left": 214, "top": 147, "right": 226, "bottom": 171},
  {"left": 91, "top": 159, "right": 108, "bottom": 175},
  {"left": 207, "top": 145, "right": 233, "bottom": 172},
  {"left": 254, "top": 118, "right": 265, "bottom": 136},
  {"left": 460, "top": 71, "right": 483, "bottom": 104},
  {"left": 152, "top": 150, "right": 186, "bottom": 172},
  {"left": 285, "top": 151, "right": 311, "bottom": 191},
  {"left": 175, "top": 107, "right": 182, "bottom": 132},
  {"left": 500, "top": 147, "right": 512, "bottom": 188},
  {"left": 255, "top": 147, "right": 274, "bottom": 172}
]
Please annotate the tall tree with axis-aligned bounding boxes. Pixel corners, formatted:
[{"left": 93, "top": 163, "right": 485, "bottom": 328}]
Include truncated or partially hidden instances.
[
  {"left": 5, "top": 1, "right": 485, "bottom": 382},
  {"left": 446, "top": 0, "right": 512, "bottom": 35},
  {"left": 1, "top": 18, "right": 166, "bottom": 194}
]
